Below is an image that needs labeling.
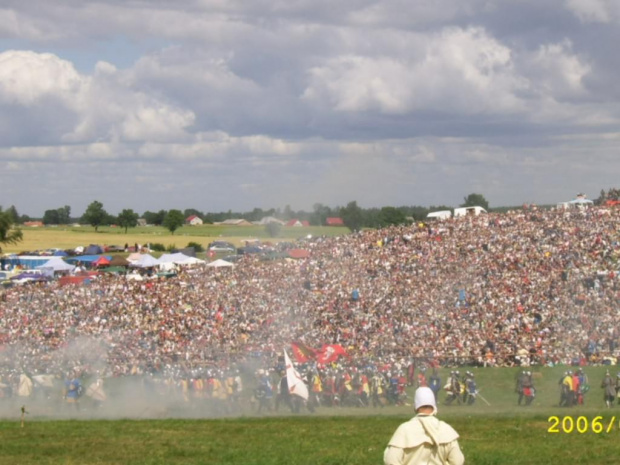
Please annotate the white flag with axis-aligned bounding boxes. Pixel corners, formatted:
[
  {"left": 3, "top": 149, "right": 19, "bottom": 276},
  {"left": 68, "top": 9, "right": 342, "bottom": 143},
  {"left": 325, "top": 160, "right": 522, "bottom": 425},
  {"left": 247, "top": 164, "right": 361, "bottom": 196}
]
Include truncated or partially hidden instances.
[{"left": 284, "top": 349, "right": 309, "bottom": 400}]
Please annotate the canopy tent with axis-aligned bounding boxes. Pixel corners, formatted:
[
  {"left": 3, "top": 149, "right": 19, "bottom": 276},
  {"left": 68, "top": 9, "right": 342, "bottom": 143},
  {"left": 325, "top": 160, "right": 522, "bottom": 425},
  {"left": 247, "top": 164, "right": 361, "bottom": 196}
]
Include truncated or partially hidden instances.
[
  {"left": 53, "top": 250, "right": 69, "bottom": 257},
  {"left": 66, "top": 255, "right": 112, "bottom": 264},
  {"left": 4, "top": 255, "right": 53, "bottom": 269},
  {"left": 558, "top": 196, "right": 595, "bottom": 209},
  {"left": 127, "top": 253, "right": 142, "bottom": 262},
  {"left": 108, "top": 256, "right": 130, "bottom": 267},
  {"left": 158, "top": 253, "right": 190, "bottom": 264},
  {"left": 129, "top": 254, "right": 161, "bottom": 268},
  {"left": 93, "top": 256, "right": 111, "bottom": 267},
  {"left": 159, "top": 253, "right": 205, "bottom": 266},
  {"left": 36, "top": 257, "right": 76, "bottom": 273},
  {"left": 568, "top": 198, "right": 594, "bottom": 205},
  {"left": 169, "top": 247, "right": 196, "bottom": 258},
  {"left": 206, "top": 259, "right": 235, "bottom": 268}
]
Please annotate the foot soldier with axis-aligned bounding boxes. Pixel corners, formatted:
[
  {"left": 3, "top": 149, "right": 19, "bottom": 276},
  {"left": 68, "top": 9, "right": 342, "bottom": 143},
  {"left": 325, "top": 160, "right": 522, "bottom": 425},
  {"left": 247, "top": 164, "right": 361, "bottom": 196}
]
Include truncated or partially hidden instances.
[
  {"left": 444, "top": 371, "right": 462, "bottom": 406},
  {"left": 522, "top": 371, "right": 535, "bottom": 406},
  {"left": 601, "top": 371, "right": 615, "bottom": 408},
  {"left": 463, "top": 371, "right": 477, "bottom": 405}
]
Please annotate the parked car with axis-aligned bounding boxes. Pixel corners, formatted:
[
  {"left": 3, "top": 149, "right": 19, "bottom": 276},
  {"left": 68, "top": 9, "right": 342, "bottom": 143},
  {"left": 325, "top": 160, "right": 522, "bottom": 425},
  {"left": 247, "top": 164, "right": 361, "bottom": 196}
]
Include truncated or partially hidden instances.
[
  {"left": 237, "top": 245, "right": 263, "bottom": 255},
  {"left": 208, "top": 241, "right": 237, "bottom": 253}
]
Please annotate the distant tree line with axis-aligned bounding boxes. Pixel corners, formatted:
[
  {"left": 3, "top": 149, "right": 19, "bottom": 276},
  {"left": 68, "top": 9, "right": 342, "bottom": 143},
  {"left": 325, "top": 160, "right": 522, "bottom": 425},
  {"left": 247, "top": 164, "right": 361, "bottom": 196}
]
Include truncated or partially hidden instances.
[
  {"left": 2, "top": 192, "right": 494, "bottom": 236},
  {"left": 596, "top": 188, "right": 620, "bottom": 205}
]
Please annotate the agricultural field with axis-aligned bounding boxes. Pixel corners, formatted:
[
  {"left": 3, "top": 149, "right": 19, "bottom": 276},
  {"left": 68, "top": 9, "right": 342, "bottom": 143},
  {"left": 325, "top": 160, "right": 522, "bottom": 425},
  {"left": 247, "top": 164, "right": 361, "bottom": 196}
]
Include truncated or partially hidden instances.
[
  {"left": 2, "top": 224, "right": 350, "bottom": 255},
  {"left": 1, "top": 366, "right": 618, "bottom": 464}
]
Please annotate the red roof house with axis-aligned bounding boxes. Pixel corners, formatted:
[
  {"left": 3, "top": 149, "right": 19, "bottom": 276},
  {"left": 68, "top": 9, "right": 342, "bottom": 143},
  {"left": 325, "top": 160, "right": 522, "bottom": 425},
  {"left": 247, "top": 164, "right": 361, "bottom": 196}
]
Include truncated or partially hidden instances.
[
  {"left": 325, "top": 217, "right": 344, "bottom": 226},
  {"left": 285, "top": 219, "right": 310, "bottom": 227},
  {"left": 186, "top": 215, "right": 203, "bottom": 225}
]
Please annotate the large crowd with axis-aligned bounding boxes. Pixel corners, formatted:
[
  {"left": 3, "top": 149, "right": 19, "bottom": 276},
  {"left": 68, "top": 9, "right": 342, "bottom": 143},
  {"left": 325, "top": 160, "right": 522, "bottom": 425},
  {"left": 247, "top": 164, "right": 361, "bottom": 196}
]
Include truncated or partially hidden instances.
[{"left": 1, "top": 205, "right": 619, "bottom": 404}]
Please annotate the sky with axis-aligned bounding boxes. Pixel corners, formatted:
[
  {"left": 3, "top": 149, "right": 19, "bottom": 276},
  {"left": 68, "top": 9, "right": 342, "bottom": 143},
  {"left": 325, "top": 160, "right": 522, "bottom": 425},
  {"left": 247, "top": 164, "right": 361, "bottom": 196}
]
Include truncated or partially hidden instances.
[{"left": 1, "top": 0, "right": 620, "bottom": 217}]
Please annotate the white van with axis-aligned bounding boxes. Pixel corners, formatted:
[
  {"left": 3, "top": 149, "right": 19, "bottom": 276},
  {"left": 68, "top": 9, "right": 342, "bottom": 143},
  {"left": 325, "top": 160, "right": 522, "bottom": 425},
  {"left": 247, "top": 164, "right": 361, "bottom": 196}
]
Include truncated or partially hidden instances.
[
  {"left": 426, "top": 210, "right": 452, "bottom": 221},
  {"left": 453, "top": 206, "right": 487, "bottom": 217}
]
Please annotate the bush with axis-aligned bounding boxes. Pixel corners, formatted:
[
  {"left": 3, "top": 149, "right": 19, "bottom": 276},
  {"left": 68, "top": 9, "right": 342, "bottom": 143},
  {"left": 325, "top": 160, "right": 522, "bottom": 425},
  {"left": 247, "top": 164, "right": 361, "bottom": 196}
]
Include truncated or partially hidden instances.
[
  {"left": 187, "top": 241, "right": 204, "bottom": 253},
  {"left": 265, "top": 222, "right": 282, "bottom": 238},
  {"left": 166, "top": 243, "right": 177, "bottom": 252},
  {"left": 150, "top": 243, "right": 166, "bottom": 252}
]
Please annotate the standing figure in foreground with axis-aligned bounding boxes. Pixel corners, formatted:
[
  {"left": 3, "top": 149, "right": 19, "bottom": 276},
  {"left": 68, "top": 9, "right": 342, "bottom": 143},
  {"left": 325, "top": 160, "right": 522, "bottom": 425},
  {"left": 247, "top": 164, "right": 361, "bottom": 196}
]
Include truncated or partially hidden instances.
[{"left": 384, "top": 386, "right": 465, "bottom": 465}]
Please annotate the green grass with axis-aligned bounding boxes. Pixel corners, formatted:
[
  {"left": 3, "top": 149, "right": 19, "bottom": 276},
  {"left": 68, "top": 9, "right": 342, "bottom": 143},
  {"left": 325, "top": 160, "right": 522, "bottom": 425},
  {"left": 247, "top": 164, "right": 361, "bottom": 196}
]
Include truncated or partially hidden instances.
[
  {"left": 1, "top": 366, "right": 618, "bottom": 464},
  {"left": 1, "top": 415, "right": 618, "bottom": 464}
]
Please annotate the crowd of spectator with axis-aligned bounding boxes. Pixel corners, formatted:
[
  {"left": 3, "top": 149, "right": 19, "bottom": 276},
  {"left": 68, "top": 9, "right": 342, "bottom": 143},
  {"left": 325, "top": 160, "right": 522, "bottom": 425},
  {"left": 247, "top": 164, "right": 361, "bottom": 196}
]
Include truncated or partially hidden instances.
[{"left": 1, "top": 205, "right": 619, "bottom": 391}]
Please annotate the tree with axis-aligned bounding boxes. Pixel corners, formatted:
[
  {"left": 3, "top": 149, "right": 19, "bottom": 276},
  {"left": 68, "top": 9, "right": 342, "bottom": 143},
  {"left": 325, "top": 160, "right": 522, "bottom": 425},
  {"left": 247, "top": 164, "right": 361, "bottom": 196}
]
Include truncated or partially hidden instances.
[
  {"left": 143, "top": 210, "right": 166, "bottom": 226},
  {"left": 163, "top": 209, "right": 185, "bottom": 235},
  {"left": 265, "top": 222, "right": 282, "bottom": 238},
  {"left": 310, "top": 203, "right": 332, "bottom": 226},
  {"left": 340, "top": 201, "right": 364, "bottom": 231},
  {"left": 461, "top": 193, "right": 490, "bottom": 211},
  {"left": 117, "top": 209, "right": 139, "bottom": 233},
  {"left": 81, "top": 201, "right": 108, "bottom": 232},
  {"left": 43, "top": 209, "right": 60, "bottom": 225},
  {"left": 6, "top": 205, "right": 19, "bottom": 224},
  {"left": 378, "top": 206, "right": 407, "bottom": 227},
  {"left": 57, "top": 205, "right": 71, "bottom": 224},
  {"left": 0, "top": 207, "right": 23, "bottom": 252},
  {"left": 283, "top": 205, "right": 294, "bottom": 221},
  {"left": 42, "top": 205, "right": 72, "bottom": 225}
]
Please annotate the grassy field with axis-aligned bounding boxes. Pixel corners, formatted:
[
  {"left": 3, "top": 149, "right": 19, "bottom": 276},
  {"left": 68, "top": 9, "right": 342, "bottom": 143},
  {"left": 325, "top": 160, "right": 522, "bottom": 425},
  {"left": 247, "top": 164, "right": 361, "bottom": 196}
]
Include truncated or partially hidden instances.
[
  {"left": 1, "top": 366, "right": 618, "bottom": 464},
  {"left": 0, "top": 412, "right": 617, "bottom": 464},
  {"left": 2, "top": 224, "right": 350, "bottom": 254}
]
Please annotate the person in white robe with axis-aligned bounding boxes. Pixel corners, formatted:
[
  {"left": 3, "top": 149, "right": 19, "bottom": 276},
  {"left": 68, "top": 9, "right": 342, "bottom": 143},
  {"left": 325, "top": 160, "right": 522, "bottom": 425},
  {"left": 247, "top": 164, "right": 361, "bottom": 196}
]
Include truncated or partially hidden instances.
[{"left": 384, "top": 386, "right": 465, "bottom": 465}]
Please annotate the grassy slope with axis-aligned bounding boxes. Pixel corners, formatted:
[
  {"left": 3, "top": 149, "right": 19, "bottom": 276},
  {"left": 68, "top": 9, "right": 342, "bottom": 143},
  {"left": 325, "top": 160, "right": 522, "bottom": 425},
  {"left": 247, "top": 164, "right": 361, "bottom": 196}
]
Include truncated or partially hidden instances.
[{"left": 2, "top": 225, "right": 350, "bottom": 254}]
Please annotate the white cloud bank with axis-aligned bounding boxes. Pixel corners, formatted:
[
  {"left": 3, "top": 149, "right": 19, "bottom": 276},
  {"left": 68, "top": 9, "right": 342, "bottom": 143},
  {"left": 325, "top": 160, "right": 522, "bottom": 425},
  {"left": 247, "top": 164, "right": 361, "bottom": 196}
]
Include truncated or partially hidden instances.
[{"left": 0, "top": 1, "right": 619, "bottom": 216}]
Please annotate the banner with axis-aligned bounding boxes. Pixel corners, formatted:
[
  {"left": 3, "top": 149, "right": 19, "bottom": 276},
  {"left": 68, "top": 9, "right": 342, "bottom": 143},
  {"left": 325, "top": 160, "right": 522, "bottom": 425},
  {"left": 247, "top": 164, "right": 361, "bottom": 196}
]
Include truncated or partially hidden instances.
[
  {"left": 316, "top": 344, "right": 348, "bottom": 364},
  {"left": 284, "top": 349, "right": 309, "bottom": 400},
  {"left": 290, "top": 341, "right": 317, "bottom": 363}
]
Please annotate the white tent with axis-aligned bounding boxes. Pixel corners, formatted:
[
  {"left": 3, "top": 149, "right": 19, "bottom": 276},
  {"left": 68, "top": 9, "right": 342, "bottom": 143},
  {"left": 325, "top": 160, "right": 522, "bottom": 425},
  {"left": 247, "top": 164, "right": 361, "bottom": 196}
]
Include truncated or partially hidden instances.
[
  {"left": 206, "top": 259, "right": 235, "bottom": 268},
  {"left": 36, "top": 257, "right": 76, "bottom": 273},
  {"left": 158, "top": 253, "right": 205, "bottom": 270},
  {"left": 568, "top": 198, "right": 593, "bottom": 205},
  {"left": 129, "top": 254, "right": 161, "bottom": 268},
  {"left": 127, "top": 252, "right": 142, "bottom": 262},
  {"left": 159, "top": 253, "right": 204, "bottom": 265},
  {"left": 158, "top": 253, "right": 187, "bottom": 264}
]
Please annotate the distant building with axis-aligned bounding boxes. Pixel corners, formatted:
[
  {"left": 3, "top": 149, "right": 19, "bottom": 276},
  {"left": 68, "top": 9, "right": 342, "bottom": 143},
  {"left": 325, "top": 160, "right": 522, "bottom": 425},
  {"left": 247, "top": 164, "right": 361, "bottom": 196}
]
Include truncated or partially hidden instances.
[
  {"left": 325, "top": 217, "right": 344, "bottom": 226},
  {"left": 137, "top": 218, "right": 148, "bottom": 227},
  {"left": 285, "top": 219, "right": 310, "bottom": 227},
  {"left": 23, "top": 221, "right": 44, "bottom": 227},
  {"left": 186, "top": 215, "right": 204, "bottom": 226},
  {"left": 255, "top": 216, "right": 285, "bottom": 225},
  {"left": 216, "top": 219, "right": 254, "bottom": 227}
]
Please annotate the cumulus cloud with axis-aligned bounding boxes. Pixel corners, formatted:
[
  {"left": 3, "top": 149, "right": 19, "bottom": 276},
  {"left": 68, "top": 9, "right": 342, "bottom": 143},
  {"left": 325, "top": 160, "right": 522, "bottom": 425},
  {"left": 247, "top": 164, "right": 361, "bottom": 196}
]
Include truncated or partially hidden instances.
[
  {"left": 0, "top": 1, "right": 619, "bottom": 215},
  {"left": 303, "top": 27, "right": 525, "bottom": 115},
  {"left": 565, "top": 0, "right": 620, "bottom": 23},
  {"left": 0, "top": 50, "right": 195, "bottom": 145}
]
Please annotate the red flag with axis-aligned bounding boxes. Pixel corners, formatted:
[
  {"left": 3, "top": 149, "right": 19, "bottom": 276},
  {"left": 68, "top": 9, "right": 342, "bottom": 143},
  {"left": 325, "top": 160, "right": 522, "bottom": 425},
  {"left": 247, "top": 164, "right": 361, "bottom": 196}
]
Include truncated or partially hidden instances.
[
  {"left": 290, "top": 342, "right": 317, "bottom": 363},
  {"left": 316, "top": 344, "right": 348, "bottom": 364}
]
